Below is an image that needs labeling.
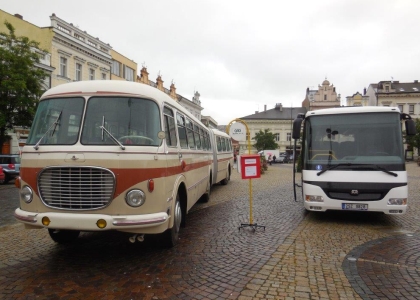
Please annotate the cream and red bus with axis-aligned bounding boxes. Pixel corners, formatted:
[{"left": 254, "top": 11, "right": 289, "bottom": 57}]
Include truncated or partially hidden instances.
[{"left": 14, "top": 80, "right": 231, "bottom": 247}]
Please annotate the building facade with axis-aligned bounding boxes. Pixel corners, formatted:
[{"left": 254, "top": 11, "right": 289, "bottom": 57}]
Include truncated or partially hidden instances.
[
  {"left": 346, "top": 91, "right": 369, "bottom": 106},
  {"left": 111, "top": 49, "right": 137, "bottom": 81},
  {"left": 366, "top": 80, "right": 420, "bottom": 118},
  {"left": 303, "top": 79, "right": 341, "bottom": 111},
  {"left": 50, "top": 14, "right": 112, "bottom": 86},
  {"left": 0, "top": 11, "right": 55, "bottom": 154},
  {"left": 239, "top": 103, "right": 307, "bottom": 154}
]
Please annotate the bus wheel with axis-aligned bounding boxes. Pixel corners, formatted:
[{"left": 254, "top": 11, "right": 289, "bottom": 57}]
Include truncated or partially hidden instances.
[
  {"left": 161, "top": 194, "right": 182, "bottom": 248},
  {"left": 220, "top": 169, "right": 230, "bottom": 185},
  {"left": 48, "top": 229, "right": 80, "bottom": 244}
]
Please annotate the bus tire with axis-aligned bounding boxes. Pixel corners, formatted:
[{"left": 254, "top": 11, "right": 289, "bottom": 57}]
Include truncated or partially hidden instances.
[
  {"left": 48, "top": 229, "right": 80, "bottom": 244},
  {"left": 220, "top": 168, "right": 230, "bottom": 185},
  {"left": 161, "top": 194, "right": 182, "bottom": 248}
]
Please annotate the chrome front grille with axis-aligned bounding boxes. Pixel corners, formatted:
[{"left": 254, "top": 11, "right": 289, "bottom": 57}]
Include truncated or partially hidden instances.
[{"left": 38, "top": 167, "right": 115, "bottom": 210}]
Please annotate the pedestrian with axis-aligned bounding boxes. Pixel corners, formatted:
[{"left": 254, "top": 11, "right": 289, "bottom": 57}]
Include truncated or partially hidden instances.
[
  {"left": 268, "top": 154, "right": 272, "bottom": 165},
  {"left": 272, "top": 155, "right": 276, "bottom": 163}
]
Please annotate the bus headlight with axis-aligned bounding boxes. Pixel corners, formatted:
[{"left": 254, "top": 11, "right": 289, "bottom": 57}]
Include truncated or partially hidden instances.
[
  {"left": 388, "top": 198, "right": 407, "bottom": 205},
  {"left": 305, "top": 195, "right": 324, "bottom": 202},
  {"left": 20, "top": 186, "right": 33, "bottom": 203},
  {"left": 125, "top": 189, "right": 146, "bottom": 207}
]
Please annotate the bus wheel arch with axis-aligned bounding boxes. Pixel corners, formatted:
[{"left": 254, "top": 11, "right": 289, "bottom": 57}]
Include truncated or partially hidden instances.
[
  {"left": 220, "top": 164, "right": 231, "bottom": 185},
  {"left": 201, "top": 172, "right": 212, "bottom": 203}
]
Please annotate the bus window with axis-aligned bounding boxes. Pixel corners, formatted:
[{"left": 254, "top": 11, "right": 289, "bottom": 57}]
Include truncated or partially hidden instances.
[
  {"left": 26, "top": 97, "right": 85, "bottom": 145},
  {"left": 81, "top": 97, "right": 161, "bottom": 146},
  {"left": 222, "top": 138, "right": 227, "bottom": 151},
  {"left": 185, "top": 118, "right": 195, "bottom": 149},
  {"left": 194, "top": 124, "right": 202, "bottom": 149},
  {"left": 200, "top": 128, "right": 207, "bottom": 150},
  {"left": 217, "top": 137, "right": 222, "bottom": 152},
  {"left": 176, "top": 113, "right": 188, "bottom": 148},
  {"left": 163, "top": 106, "right": 177, "bottom": 147},
  {"left": 207, "top": 133, "right": 211, "bottom": 150}
]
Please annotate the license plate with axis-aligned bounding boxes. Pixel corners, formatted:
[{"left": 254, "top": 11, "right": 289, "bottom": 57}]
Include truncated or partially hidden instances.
[{"left": 342, "top": 203, "right": 368, "bottom": 211}]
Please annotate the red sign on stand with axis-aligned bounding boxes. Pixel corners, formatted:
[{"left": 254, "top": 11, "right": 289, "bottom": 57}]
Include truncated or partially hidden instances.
[{"left": 240, "top": 154, "right": 261, "bottom": 179}]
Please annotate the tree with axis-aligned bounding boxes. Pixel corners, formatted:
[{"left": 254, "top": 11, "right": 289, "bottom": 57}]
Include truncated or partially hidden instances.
[
  {"left": 0, "top": 21, "right": 46, "bottom": 152},
  {"left": 252, "top": 129, "right": 278, "bottom": 151},
  {"left": 404, "top": 118, "right": 420, "bottom": 156}
]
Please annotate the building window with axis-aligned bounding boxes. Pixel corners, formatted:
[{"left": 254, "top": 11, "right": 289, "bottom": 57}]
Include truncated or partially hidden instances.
[
  {"left": 324, "top": 95, "right": 327, "bottom": 100},
  {"left": 75, "top": 63, "right": 82, "bottom": 81},
  {"left": 89, "top": 68, "right": 95, "bottom": 80},
  {"left": 87, "top": 40, "right": 97, "bottom": 48},
  {"left": 57, "top": 25, "right": 70, "bottom": 34},
  {"left": 274, "top": 133, "right": 280, "bottom": 142},
  {"left": 60, "top": 57, "right": 67, "bottom": 77},
  {"left": 102, "top": 73, "right": 106, "bottom": 80},
  {"left": 398, "top": 104, "right": 404, "bottom": 112},
  {"left": 385, "top": 86, "right": 389, "bottom": 92},
  {"left": 409, "top": 105, "right": 414, "bottom": 114},
  {"left": 112, "top": 60, "right": 121, "bottom": 76},
  {"left": 74, "top": 33, "right": 84, "bottom": 41},
  {"left": 123, "top": 65, "right": 134, "bottom": 81},
  {"left": 287, "top": 133, "right": 291, "bottom": 142}
]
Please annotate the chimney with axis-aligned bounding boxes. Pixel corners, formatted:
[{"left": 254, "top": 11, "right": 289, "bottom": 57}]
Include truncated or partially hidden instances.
[
  {"left": 264, "top": 105, "right": 267, "bottom": 111},
  {"left": 415, "top": 80, "right": 418, "bottom": 83},
  {"left": 255, "top": 111, "right": 258, "bottom": 114},
  {"left": 156, "top": 74, "right": 164, "bottom": 91},
  {"left": 14, "top": 14, "right": 23, "bottom": 20},
  {"left": 169, "top": 82, "right": 177, "bottom": 100},
  {"left": 363, "top": 87, "right": 366, "bottom": 95}
]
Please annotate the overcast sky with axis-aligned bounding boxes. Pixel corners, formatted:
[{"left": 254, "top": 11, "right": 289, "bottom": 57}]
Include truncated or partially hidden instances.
[{"left": 2, "top": 0, "right": 420, "bottom": 124}]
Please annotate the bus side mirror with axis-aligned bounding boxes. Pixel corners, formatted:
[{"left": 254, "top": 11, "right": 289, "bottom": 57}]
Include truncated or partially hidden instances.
[
  {"left": 405, "top": 119, "right": 416, "bottom": 136},
  {"left": 292, "top": 118, "right": 303, "bottom": 140}
]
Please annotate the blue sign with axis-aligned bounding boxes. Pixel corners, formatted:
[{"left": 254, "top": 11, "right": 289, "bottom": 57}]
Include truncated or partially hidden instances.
[{"left": 316, "top": 165, "right": 322, "bottom": 170}]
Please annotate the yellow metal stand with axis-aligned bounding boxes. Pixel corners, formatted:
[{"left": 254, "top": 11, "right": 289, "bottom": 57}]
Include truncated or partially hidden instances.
[{"left": 226, "top": 119, "right": 265, "bottom": 231}]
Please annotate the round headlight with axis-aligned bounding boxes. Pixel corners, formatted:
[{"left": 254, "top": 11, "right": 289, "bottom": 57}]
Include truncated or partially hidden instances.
[
  {"left": 20, "top": 185, "right": 33, "bottom": 203},
  {"left": 125, "top": 189, "right": 145, "bottom": 207}
]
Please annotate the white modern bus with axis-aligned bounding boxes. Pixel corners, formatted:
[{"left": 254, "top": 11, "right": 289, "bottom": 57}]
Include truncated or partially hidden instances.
[
  {"left": 14, "top": 80, "right": 230, "bottom": 247},
  {"left": 209, "top": 128, "right": 233, "bottom": 188},
  {"left": 292, "top": 106, "right": 416, "bottom": 214}
]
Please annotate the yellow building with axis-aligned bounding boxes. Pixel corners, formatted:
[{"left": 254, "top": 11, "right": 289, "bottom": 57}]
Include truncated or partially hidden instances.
[
  {"left": 0, "top": 10, "right": 55, "bottom": 90},
  {"left": 110, "top": 49, "right": 137, "bottom": 81}
]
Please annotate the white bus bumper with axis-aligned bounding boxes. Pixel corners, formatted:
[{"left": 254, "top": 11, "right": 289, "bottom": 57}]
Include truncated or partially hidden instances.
[
  {"left": 14, "top": 208, "right": 169, "bottom": 231},
  {"left": 302, "top": 183, "right": 408, "bottom": 215}
]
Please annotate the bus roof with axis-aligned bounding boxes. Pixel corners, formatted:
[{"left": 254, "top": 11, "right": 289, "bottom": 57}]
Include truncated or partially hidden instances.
[
  {"left": 42, "top": 80, "right": 170, "bottom": 101},
  {"left": 40, "top": 80, "right": 206, "bottom": 128},
  {"left": 211, "top": 128, "right": 230, "bottom": 138},
  {"left": 306, "top": 106, "right": 400, "bottom": 117}
]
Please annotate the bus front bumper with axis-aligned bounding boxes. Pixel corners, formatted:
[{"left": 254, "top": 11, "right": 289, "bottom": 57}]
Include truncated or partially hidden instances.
[{"left": 14, "top": 208, "right": 169, "bottom": 232}]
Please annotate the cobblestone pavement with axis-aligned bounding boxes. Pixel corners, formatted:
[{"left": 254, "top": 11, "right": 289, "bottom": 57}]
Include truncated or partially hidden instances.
[{"left": 1, "top": 163, "right": 419, "bottom": 299}]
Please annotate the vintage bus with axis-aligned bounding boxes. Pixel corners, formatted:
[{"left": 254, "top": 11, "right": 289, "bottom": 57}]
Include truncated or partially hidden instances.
[
  {"left": 292, "top": 106, "right": 416, "bottom": 214},
  {"left": 14, "top": 80, "right": 231, "bottom": 247},
  {"left": 209, "top": 128, "right": 233, "bottom": 188}
]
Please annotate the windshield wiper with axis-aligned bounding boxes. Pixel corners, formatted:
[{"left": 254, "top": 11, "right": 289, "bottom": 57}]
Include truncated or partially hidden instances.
[
  {"left": 352, "top": 164, "right": 398, "bottom": 177},
  {"left": 316, "top": 163, "right": 398, "bottom": 177},
  {"left": 34, "top": 111, "right": 62, "bottom": 150},
  {"left": 317, "top": 163, "right": 352, "bottom": 176},
  {"left": 99, "top": 126, "right": 125, "bottom": 150}
]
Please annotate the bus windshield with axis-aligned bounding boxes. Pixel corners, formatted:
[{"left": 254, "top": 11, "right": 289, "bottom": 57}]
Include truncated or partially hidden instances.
[
  {"left": 303, "top": 112, "right": 405, "bottom": 171},
  {"left": 26, "top": 96, "right": 162, "bottom": 146},
  {"left": 26, "top": 97, "right": 85, "bottom": 145},
  {"left": 81, "top": 97, "right": 161, "bottom": 146}
]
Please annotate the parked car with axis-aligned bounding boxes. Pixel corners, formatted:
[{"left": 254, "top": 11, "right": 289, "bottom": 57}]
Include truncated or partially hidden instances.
[
  {"left": 275, "top": 155, "right": 289, "bottom": 163},
  {"left": 0, "top": 166, "right": 5, "bottom": 184},
  {"left": 0, "top": 154, "right": 21, "bottom": 183}
]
